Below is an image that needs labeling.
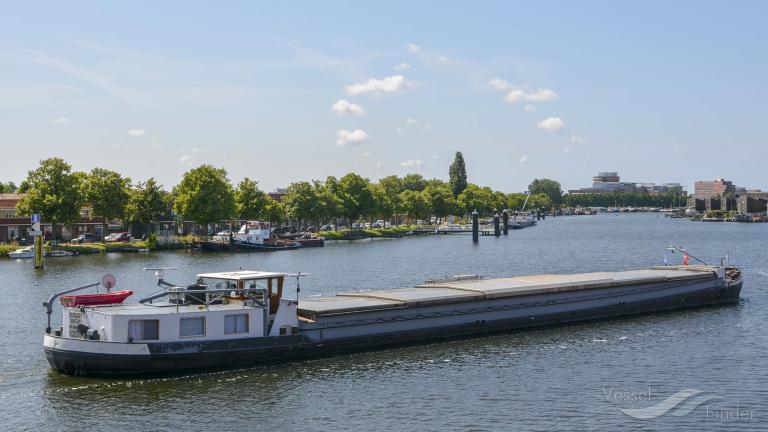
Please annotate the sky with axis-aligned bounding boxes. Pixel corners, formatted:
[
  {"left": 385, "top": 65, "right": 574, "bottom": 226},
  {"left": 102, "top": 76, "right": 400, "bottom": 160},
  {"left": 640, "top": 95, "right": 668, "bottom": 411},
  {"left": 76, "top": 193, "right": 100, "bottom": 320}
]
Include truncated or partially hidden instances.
[{"left": 1, "top": 1, "right": 767, "bottom": 193}]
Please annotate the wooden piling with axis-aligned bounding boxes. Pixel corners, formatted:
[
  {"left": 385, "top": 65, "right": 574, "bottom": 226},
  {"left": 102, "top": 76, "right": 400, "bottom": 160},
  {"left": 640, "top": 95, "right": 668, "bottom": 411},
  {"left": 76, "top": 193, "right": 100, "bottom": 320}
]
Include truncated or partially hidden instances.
[
  {"left": 472, "top": 210, "right": 479, "bottom": 243},
  {"left": 493, "top": 212, "right": 500, "bottom": 237},
  {"left": 502, "top": 210, "right": 509, "bottom": 235}
]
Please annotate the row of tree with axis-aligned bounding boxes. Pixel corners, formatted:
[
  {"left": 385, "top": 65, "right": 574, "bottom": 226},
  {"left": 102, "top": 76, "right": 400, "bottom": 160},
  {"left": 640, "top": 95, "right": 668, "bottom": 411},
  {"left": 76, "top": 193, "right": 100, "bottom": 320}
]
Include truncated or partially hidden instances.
[
  {"left": 562, "top": 190, "right": 687, "bottom": 208},
  {"left": 0, "top": 182, "right": 18, "bottom": 193},
  {"left": 9, "top": 154, "right": 562, "bottom": 238}
]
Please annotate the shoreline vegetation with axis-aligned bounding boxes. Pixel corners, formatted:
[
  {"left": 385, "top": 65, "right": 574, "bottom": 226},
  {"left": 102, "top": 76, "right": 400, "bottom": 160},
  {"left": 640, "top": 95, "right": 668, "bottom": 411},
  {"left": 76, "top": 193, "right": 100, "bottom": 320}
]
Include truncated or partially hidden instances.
[{"left": 1, "top": 154, "right": 689, "bottom": 258}]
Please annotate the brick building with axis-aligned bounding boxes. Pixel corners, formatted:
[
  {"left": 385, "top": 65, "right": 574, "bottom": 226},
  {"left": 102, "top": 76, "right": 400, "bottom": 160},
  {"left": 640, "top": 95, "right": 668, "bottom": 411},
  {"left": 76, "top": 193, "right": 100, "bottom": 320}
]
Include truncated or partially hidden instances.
[{"left": 0, "top": 193, "right": 106, "bottom": 243}]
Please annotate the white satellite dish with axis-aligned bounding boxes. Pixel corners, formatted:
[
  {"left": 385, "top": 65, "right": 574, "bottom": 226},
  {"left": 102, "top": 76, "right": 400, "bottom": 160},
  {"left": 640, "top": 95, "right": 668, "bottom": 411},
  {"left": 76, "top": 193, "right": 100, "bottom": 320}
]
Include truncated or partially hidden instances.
[{"left": 101, "top": 274, "right": 116, "bottom": 291}]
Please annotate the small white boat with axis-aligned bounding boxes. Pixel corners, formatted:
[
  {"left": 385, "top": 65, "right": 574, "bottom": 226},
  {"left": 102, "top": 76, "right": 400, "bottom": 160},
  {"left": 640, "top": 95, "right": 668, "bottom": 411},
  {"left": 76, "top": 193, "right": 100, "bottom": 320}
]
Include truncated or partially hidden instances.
[
  {"left": 8, "top": 246, "right": 35, "bottom": 259},
  {"left": 46, "top": 250, "right": 76, "bottom": 258}
]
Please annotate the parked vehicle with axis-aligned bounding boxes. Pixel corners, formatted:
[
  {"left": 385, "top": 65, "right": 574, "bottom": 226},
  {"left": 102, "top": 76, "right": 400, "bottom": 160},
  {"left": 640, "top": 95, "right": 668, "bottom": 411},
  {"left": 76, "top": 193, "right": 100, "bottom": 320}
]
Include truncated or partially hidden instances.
[
  {"left": 106, "top": 232, "right": 131, "bottom": 242},
  {"left": 71, "top": 233, "right": 96, "bottom": 244}
]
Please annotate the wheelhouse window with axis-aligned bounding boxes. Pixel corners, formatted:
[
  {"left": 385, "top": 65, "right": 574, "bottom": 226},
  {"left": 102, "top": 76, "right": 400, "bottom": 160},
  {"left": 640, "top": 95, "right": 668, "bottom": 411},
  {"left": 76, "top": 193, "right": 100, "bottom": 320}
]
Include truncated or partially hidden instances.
[
  {"left": 180, "top": 317, "right": 206, "bottom": 337},
  {"left": 128, "top": 319, "right": 159, "bottom": 341},
  {"left": 224, "top": 314, "right": 249, "bottom": 334}
]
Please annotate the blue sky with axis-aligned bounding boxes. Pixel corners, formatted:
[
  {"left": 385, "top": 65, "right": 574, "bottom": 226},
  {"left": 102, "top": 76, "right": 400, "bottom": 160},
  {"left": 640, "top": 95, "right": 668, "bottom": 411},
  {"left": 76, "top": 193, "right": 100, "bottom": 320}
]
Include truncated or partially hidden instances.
[{"left": 1, "top": 1, "right": 767, "bottom": 192}]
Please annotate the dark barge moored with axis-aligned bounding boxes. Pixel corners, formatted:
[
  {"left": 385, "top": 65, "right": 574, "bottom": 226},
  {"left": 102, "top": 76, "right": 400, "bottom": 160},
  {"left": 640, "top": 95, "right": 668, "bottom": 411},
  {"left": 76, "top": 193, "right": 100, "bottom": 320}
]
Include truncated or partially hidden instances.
[{"left": 43, "top": 258, "right": 743, "bottom": 377}]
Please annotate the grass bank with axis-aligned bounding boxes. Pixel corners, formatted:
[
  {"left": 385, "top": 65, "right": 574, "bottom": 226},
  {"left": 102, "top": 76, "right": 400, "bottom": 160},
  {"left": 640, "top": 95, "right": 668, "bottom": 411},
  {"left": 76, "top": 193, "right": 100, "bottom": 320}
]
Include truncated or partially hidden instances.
[{"left": 317, "top": 225, "right": 418, "bottom": 240}]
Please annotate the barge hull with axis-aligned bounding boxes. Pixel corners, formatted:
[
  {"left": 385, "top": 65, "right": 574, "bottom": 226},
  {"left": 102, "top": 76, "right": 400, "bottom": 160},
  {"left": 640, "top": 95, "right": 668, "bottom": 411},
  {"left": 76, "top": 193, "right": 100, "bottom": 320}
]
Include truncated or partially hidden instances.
[{"left": 44, "top": 277, "right": 741, "bottom": 377}]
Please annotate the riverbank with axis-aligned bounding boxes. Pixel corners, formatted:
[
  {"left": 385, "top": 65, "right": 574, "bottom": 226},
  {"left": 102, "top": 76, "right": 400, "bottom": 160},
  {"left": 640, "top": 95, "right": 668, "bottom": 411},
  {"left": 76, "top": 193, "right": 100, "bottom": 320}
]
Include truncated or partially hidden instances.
[
  {"left": 0, "top": 240, "right": 188, "bottom": 258},
  {"left": 317, "top": 225, "right": 420, "bottom": 240}
]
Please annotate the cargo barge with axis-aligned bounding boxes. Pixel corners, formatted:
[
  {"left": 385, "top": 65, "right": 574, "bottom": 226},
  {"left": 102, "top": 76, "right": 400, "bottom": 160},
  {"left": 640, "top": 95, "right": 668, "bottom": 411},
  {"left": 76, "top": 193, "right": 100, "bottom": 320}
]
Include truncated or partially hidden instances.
[{"left": 43, "top": 255, "right": 743, "bottom": 376}]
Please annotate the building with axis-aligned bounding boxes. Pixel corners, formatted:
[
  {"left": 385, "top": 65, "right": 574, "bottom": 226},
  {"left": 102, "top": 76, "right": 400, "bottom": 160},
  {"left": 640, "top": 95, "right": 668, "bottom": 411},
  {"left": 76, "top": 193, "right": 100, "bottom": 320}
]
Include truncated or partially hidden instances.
[
  {"left": 569, "top": 172, "right": 686, "bottom": 195},
  {"left": 693, "top": 179, "right": 735, "bottom": 198},
  {"left": 0, "top": 193, "right": 106, "bottom": 243},
  {"left": 268, "top": 187, "right": 287, "bottom": 202},
  {"left": 688, "top": 179, "right": 767, "bottom": 214}
]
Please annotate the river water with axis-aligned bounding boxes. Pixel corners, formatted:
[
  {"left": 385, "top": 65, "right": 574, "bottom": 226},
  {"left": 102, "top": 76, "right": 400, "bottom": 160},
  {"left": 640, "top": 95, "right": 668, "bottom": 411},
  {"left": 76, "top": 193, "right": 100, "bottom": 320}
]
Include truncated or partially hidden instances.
[{"left": 0, "top": 214, "right": 765, "bottom": 431}]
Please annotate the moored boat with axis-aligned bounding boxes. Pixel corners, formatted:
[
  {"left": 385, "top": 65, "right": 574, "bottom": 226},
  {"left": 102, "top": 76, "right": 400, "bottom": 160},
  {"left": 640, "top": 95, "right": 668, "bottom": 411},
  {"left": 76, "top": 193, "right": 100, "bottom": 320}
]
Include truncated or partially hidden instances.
[
  {"left": 43, "top": 249, "right": 743, "bottom": 377},
  {"left": 8, "top": 246, "right": 35, "bottom": 258},
  {"left": 201, "top": 221, "right": 300, "bottom": 252}
]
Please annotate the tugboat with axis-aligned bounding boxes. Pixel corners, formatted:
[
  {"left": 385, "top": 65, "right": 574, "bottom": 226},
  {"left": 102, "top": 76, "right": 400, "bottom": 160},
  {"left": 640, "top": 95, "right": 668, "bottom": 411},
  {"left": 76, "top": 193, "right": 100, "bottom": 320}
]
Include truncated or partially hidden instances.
[
  {"left": 201, "top": 221, "right": 300, "bottom": 252},
  {"left": 43, "top": 248, "right": 743, "bottom": 377}
]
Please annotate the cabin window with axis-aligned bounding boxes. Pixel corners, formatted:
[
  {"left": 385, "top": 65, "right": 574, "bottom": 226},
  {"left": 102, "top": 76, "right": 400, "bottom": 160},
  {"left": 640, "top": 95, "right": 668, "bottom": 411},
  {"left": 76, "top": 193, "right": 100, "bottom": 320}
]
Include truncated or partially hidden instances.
[
  {"left": 128, "top": 319, "right": 159, "bottom": 341},
  {"left": 180, "top": 317, "right": 206, "bottom": 337},
  {"left": 224, "top": 314, "right": 249, "bottom": 334}
]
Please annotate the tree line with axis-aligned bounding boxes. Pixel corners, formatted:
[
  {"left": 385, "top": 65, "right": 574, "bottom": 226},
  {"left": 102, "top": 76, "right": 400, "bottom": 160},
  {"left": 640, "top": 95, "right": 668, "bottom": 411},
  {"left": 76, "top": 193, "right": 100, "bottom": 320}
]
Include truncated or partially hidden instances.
[
  {"left": 6, "top": 154, "right": 565, "bottom": 238},
  {"left": 7, "top": 154, "right": 685, "bottom": 239}
]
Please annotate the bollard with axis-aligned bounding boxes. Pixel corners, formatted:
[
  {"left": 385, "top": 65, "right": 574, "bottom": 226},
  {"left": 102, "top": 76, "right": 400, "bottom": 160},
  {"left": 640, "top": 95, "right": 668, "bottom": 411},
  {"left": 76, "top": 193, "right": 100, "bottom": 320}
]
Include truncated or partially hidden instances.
[
  {"left": 471, "top": 210, "right": 479, "bottom": 243},
  {"left": 34, "top": 235, "right": 44, "bottom": 269},
  {"left": 493, "top": 211, "right": 500, "bottom": 237},
  {"left": 502, "top": 209, "right": 509, "bottom": 235}
]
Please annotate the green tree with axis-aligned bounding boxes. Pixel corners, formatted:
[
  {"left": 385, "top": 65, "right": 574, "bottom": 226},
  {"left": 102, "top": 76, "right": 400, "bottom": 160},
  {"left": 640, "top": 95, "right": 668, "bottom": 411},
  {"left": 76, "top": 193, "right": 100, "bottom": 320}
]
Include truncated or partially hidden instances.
[
  {"left": 283, "top": 181, "right": 320, "bottom": 226},
  {"left": 457, "top": 184, "right": 495, "bottom": 216},
  {"left": 377, "top": 175, "right": 404, "bottom": 224},
  {"left": 424, "top": 184, "right": 457, "bottom": 219},
  {"left": 402, "top": 173, "right": 427, "bottom": 192},
  {"left": 507, "top": 193, "right": 527, "bottom": 211},
  {"left": 449, "top": 151, "right": 468, "bottom": 197},
  {"left": 319, "top": 176, "right": 344, "bottom": 229},
  {"left": 125, "top": 178, "right": 167, "bottom": 230},
  {"left": 0, "top": 182, "right": 17, "bottom": 193},
  {"left": 372, "top": 184, "right": 395, "bottom": 222},
  {"left": 82, "top": 168, "right": 131, "bottom": 241},
  {"left": 16, "top": 158, "right": 84, "bottom": 242},
  {"left": 528, "top": 193, "right": 554, "bottom": 210},
  {"left": 528, "top": 178, "right": 562, "bottom": 205},
  {"left": 173, "top": 165, "right": 235, "bottom": 228},
  {"left": 338, "top": 173, "right": 375, "bottom": 228},
  {"left": 235, "top": 178, "right": 268, "bottom": 220},
  {"left": 262, "top": 196, "right": 286, "bottom": 224},
  {"left": 399, "top": 190, "right": 432, "bottom": 224}
]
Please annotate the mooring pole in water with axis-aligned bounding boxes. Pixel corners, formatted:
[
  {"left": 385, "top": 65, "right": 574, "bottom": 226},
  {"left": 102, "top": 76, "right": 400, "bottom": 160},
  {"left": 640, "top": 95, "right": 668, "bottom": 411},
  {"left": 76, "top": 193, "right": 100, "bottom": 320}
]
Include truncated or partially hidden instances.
[
  {"left": 34, "top": 235, "right": 43, "bottom": 269},
  {"left": 502, "top": 209, "right": 509, "bottom": 235},
  {"left": 471, "top": 210, "right": 479, "bottom": 243},
  {"left": 493, "top": 210, "right": 500, "bottom": 237}
]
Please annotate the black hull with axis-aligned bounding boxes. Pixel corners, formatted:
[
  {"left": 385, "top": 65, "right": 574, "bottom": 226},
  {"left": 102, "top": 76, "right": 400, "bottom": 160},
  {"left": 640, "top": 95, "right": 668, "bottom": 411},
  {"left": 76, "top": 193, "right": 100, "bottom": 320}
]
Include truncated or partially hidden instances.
[
  {"left": 45, "top": 280, "right": 742, "bottom": 377},
  {"left": 200, "top": 240, "right": 300, "bottom": 252}
]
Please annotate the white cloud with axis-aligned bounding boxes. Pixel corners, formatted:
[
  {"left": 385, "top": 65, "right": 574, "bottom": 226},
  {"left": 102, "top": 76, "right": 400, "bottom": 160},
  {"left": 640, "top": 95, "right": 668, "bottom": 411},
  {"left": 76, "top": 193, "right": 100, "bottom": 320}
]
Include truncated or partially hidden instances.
[
  {"left": 422, "top": 122, "right": 431, "bottom": 131},
  {"left": 400, "top": 158, "right": 425, "bottom": 170},
  {"left": 51, "top": 116, "right": 71, "bottom": 125},
  {"left": 536, "top": 117, "right": 566, "bottom": 133},
  {"left": 563, "top": 146, "right": 571, "bottom": 153},
  {"left": 487, "top": 78, "right": 510, "bottom": 91},
  {"left": 407, "top": 43, "right": 421, "bottom": 53},
  {"left": 179, "top": 154, "right": 191, "bottom": 164},
  {"left": 405, "top": 118, "right": 418, "bottom": 126},
  {"left": 504, "top": 88, "right": 558, "bottom": 103},
  {"left": 376, "top": 161, "right": 383, "bottom": 168},
  {"left": 524, "top": 104, "right": 537, "bottom": 112},
  {"left": 394, "top": 62, "right": 411, "bottom": 71},
  {"left": 126, "top": 128, "right": 146, "bottom": 136},
  {"left": 488, "top": 79, "right": 559, "bottom": 104},
  {"left": 336, "top": 129, "right": 369, "bottom": 146},
  {"left": 331, "top": 99, "right": 365, "bottom": 116},
  {"left": 344, "top": 75, "right": 408, "bottom": 96},
  {"left": 569, "top": 135, "right": 586, "bottom": 144},
  {"left": 519, "top": 154, "right": 528, "bottom": 163},
  {"left": 436, "top": 55, "right": 451, "bottom": 64},
  {"left": 362, "top": 151, "right": 372, "bottom": 157},
  {"left": 396, "top": 127, "right": 406, "bottom": 134}
]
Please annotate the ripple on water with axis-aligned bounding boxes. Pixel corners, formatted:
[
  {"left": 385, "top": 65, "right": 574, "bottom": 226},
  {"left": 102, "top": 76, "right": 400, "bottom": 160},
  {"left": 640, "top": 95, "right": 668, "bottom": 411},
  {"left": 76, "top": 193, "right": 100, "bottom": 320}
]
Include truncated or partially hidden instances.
[{"left": 0, "top": 214, "right": 766, "bottom": 431}]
